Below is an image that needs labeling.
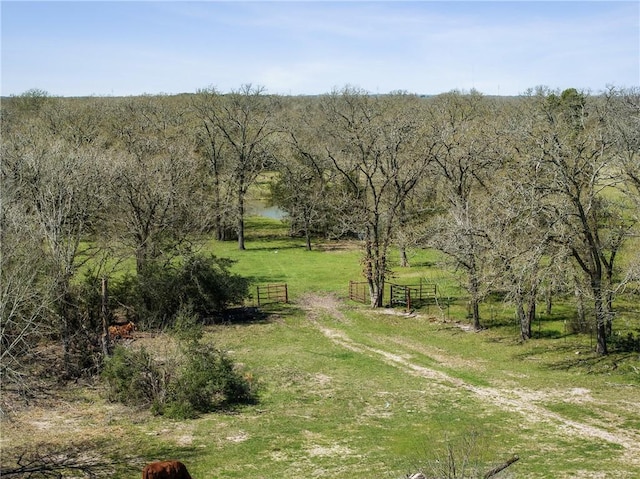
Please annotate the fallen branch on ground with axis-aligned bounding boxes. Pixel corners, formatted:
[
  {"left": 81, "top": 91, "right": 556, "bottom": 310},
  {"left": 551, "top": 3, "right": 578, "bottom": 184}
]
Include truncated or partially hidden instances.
[
  {"left": 483, "top": 454, "right": 520, "bottom": 478},
  {"left": 1, "top": 444, "right": 115, "bottom": 478}
]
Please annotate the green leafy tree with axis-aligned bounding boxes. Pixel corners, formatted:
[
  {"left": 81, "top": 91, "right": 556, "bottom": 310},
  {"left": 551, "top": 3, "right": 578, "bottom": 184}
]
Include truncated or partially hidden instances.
[{"left": 126, "top": 253, "right": 250, "bottom": 329}]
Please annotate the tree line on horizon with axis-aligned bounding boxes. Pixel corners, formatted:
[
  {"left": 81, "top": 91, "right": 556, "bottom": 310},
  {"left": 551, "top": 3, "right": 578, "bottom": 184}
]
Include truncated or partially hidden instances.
[{"left": 1, "top": 84, "right": 639, "bottom": 395}]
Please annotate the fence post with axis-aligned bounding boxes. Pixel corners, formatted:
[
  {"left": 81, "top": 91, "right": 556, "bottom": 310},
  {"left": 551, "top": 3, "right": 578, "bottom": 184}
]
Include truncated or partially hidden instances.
[{"left": 101, "top": 277, "right": 110, "bottom": 356}]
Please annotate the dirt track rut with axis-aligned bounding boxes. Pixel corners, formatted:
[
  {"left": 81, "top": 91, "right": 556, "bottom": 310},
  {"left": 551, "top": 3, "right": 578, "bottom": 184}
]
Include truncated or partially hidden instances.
[{"left": 300, "top": 293, "right": 640, "bottom": 467}]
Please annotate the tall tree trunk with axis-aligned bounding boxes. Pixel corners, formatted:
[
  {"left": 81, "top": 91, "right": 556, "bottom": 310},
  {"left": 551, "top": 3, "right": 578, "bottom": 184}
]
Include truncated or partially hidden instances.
[
  {"left": 305, "top": 229, "right": 312, "bottom": 251},
  {"left": 469, "top": 273, "right": 482, "bottom": 330},
  {"left": 101, "top": 277, "right": 110, "bottom": 357},
  {"left": 304, "top": 214, "right": 312, "bottom": 251},
  {"left": 545, "top": 285, "right": 553, "bottom": 316},
  {"left": 135, "top": 243, "right": 148, "bottom": 277},
  {"left": 527, "top": 299, "right": 536, "bottom": 334},
  {"left": 398, "top": 200, "right": 409, "bottom": 267},
  {"left": 365, "top": 236, "right": 385, "bottom": 308},
  {"left": 517, "top": 301, "right": 530, "bottom": 340},
  {"left": 237, "top": 187, "right": 245, "bottom": 251},
  {"left": 399, "top": 247, "right": 409, "bottom": 268},
  {"left": 369, "top": 280, "right": 384, "bottom": 308},
  {"left": 605, "top": 268, "right": 614, "bottom": 337},
  {"left": 213, "top": 169, "right": 225, "bottom": 241},
  {"left": 591, "top": 276, "right": 608, "bottom": 355},
  {"left": 526, "top": 284, "right": 538, "bottom": 335},
  {"left": 516, "top": 292, "right": 531, "bottom": 340}
]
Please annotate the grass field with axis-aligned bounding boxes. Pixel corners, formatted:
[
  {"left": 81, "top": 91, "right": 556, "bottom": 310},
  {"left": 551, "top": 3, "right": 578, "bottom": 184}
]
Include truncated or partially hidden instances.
[{"left": 2, "top": 217, "right": 639, "bottom": 478}]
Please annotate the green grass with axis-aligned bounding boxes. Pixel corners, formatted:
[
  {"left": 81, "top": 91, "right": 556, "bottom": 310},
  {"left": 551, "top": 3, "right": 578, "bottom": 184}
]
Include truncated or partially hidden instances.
[
  {"left": 5, "top": 216, "right": 640, "bottom": 479},
  {"left": 185, "top": 218, "right": 639, "bottom": 478},
  {"left": 157, "top": 218, "right": 640, "bottom": 476},
  {"left": 202, "top": 218, "right": 364, "bottom": 299},
  {"left": 166, "top": 305, "right": 638, "bottom": 478}
]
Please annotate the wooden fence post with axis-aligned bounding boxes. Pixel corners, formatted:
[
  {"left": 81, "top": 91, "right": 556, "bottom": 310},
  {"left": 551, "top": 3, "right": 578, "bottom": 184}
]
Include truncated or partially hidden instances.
[{"left": 101, "top": 277, "right": 110, "bottom": 356}]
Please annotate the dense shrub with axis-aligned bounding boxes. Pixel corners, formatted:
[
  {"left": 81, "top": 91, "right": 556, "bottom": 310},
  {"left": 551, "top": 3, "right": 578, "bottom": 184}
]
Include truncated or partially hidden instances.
[
  {"left": 132, "top": 253, "right": 251, "bottom": 329},
  {"left": 167, "top": 342, "right": 256, "bottom": 418},
  {"left": 101, "top": 346, "right": 169, "bottom": 411},
  {"left": 48, "top": 273, "right": 108, "bottom": 379},
  {"left": 101, "top": 337, "right": 257, "bottom": 418},
  {"left": 177, "top": 254, "right": 250, "bottom": 316},
  {"left": 171, "top": 304, "right": 205, "bottom": 343}
]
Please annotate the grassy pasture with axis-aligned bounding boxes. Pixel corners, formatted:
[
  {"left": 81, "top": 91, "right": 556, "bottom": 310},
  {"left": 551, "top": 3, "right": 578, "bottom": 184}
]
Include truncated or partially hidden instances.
[{"left": 2, "top": 216, "right": 639, "bottom": 478}]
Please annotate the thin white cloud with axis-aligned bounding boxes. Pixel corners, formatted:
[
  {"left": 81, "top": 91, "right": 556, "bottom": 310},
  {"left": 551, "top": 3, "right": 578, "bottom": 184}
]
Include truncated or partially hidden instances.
[{"left": 1, "top": 1, "right": 637, "bottom": 97}]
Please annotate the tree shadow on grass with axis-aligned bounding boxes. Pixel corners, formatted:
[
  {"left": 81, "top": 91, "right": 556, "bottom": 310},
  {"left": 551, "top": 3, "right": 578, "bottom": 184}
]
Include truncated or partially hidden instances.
[
  {"left": 392, "top": 260, "right": 439, "bottom": 268},
  {"left": 209, "top": 306, "right": 271, "bottom": 325},
  {"left": 210, "top": 302, "right": 298, "bottom": 326},
  {"left": 242, "top": 242, "right": 305, "bottom": 251},
  {"left": 512, "top": 342, "right": 580, "bottom": 362},
  {"left": 512, "top": 338, "right": 639, "bottom": 375},
  {"left": 544, "top": 351, "right": 633, "bottom": 373},
  {"left": 531, "top": 329, "right": 566, "bottom": 340}
]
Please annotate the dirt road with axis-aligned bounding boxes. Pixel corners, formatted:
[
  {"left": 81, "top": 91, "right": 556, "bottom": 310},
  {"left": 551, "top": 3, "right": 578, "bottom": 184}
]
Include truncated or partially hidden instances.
[{"left": 300, "top": 293, "right": 640, "bottom": 469}]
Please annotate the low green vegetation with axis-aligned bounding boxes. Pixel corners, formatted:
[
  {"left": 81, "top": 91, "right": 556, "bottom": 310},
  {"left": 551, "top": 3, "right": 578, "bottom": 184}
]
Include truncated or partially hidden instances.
[
  {"left": 4, "top": 215, "right": 639, "bottom": 478},
  {"left": 101, "top": 327, "right": 257, "bottom": 419}
]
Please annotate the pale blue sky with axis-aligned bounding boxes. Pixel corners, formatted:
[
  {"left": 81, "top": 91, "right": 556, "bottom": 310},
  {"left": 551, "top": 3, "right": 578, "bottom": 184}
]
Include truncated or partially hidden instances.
[{"left": 1, "top": 1, "right": 638, "bottom": 97}]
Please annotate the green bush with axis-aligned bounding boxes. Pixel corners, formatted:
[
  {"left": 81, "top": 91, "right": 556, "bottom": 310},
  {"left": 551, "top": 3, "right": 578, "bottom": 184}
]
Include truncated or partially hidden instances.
[
  {"left": 176, "top": 253, "right": 251, "bottom": 317},
  {"left": 170, "top": 304, "right": 204, "bottom": 343},
  {"left": 101, "top": 346, "right": 168, "bottom": 409},
  {"left": 165, "top": 341, "right": 257, "bottom": 419},
  {"left": 101, "top": 340, "right": 258, "bottom": 419},
  {"left": 132, "top": 253, "right": 251, "bottom": 329}
]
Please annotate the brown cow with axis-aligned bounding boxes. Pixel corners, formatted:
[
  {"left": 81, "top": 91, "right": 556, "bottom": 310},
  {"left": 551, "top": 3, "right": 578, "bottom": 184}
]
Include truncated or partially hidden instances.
[
  {"left": 108, "top": 321, "right": 136, "bottom": 340},
  {"left": 142, "top": 460, "right": 192, "bottom": 479}
]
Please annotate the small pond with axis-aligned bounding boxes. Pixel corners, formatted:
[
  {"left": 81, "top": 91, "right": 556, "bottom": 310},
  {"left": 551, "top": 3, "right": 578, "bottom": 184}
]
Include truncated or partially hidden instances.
[{"left": 246, "top": 199, "right": 287, "bottom": 220}]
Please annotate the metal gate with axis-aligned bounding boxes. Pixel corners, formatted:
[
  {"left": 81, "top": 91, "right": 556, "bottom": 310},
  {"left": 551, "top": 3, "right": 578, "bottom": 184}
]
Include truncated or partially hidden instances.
[
  {"left": 256, "top": 283, "right": 288, "bottom": 306},
  {"left": 349, "top": 281, "right": 368, "bottom": 304},
  {"left": 389, "top": 281, "right": 438, "bottom": 310}
]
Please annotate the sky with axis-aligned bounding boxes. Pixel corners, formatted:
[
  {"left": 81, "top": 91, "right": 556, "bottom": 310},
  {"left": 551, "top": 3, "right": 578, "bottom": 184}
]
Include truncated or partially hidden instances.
[{"left": 1, "top": 1, "right": 638, "bottom": 97}]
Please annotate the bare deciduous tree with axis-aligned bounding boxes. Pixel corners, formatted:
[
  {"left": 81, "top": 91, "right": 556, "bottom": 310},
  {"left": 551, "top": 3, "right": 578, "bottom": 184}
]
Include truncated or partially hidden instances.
[
  {"left": 2, "top": 95, "right": 109, "bottom": 376},
  {"left": 0, "top": 179, "right": 54, "bottom": 401},
  {"left": 425, "top": 91, "right": 500, "bottom": 330},
  {"left": 106, "top": 96, "right": 211, "bottom": 274},
  {"left": 194, "top": 84, "right": 280, "bottom": 250},
  {"left": 521, "top": 87, "right": 632, "bottom": 355},
  {"left": 319, "top": 87, "right": 433, "bottom": 307},
  {"left": 192, "top": 92, "right": 236, "bottom": 241},
  {"left": 273, "top": 97, "right": 337, "bottom": 249}
]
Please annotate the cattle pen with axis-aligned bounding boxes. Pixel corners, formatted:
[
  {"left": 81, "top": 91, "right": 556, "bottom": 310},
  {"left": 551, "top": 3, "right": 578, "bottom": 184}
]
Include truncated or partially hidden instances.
[
  {"left": 388, "top": 280, "right": 439, "bottom": 311},
  {"left": 349, "top": 279, "right": 441, "bottom": 312}
]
